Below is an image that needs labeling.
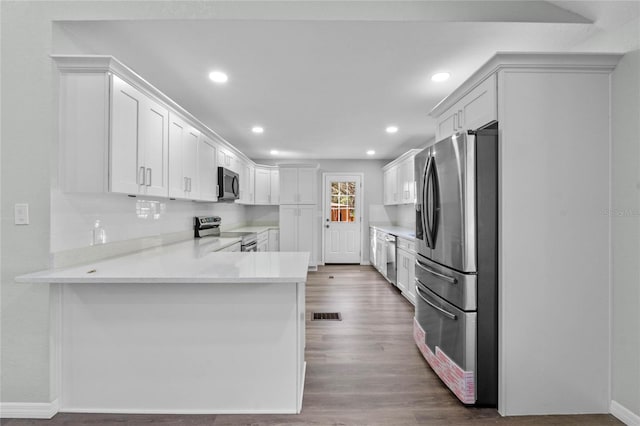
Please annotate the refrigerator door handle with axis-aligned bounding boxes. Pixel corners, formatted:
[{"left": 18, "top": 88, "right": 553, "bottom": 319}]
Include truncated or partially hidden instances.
[
  {"left": 415, "top": 259, "right": 458, "bottom": 284},
  {"left": 423, "top": 156, "right": 434, "bottom": 248},
  {"left": 429, "top": 158, "right": 440, "bottom": 247},
  {"left": 415, "top": 283, "right": 457, "bottom": 320}
]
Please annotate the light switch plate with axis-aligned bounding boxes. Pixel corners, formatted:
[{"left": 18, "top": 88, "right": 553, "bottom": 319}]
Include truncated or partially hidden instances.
[{"left": 14, "top": 203, "right": 29, "bottom": 225}]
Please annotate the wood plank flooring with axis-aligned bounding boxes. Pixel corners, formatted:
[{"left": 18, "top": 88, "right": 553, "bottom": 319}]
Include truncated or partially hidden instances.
[{"left": 4, "top": 265, "right": 621, "bottom": 425}]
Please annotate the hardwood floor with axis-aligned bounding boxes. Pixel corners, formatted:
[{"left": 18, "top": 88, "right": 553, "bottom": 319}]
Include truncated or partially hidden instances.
[{"left": 4, "top": 265, "right": 621, "bottom": 425}]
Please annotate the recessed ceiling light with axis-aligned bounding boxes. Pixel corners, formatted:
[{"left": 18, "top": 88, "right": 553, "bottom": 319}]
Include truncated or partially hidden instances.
[
  {"left": 386, "top": 126, "right": 398, "bottom": 134},
  {"left": 431, "top": 72, "right": 450, "bottom": 82},
  {"left": 366, "top": 150, "right": 375, "bottom": 155},
  {"left": 270, "top": 150, "right": 279, "bottom": 155},
  {"left": 252, "top": 126, "right": 264, "bottom": 134},
  {"left": 208, "top": 70, "right": 228, "bottom": 84}
]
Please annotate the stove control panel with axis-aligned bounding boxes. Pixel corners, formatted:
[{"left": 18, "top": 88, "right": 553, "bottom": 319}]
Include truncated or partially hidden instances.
[{"left": 194, "top": 216, "right": 222, "bottom": 237}]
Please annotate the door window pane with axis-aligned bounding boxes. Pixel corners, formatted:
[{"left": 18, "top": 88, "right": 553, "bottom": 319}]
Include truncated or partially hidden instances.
[{"left": 330, "top": 181, "right": 356, "bottom": 222}]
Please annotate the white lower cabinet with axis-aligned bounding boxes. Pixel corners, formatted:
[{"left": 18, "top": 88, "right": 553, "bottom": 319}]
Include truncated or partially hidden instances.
[
  {"left": 257, "top": 231, "right": 269, "bottom": 252},
  {"left": 397, "top": 237, "right": 416, "bottom": 305},
  {"left": 369, "top": 228, "right": 376, "bottom": 266},
  {"left": 374, "top": 233, "right": 387, "bottom": 274},
  {"left": 269, "top": 229, "right": 280, "bottom": 252},
  {"left": 279, "top": 205, "right": 315, "bottom": 267}
]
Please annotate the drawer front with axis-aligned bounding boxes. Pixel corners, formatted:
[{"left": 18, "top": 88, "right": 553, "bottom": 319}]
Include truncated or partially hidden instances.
[
  {"left": 397, "top": 237, "right": 416, "bottom": 251},
  {"left": 415, "top": 255, "right": 476, "bottom": 311},
  {"left": 415, "top": 283, "right": 476, "bottom": 372}
]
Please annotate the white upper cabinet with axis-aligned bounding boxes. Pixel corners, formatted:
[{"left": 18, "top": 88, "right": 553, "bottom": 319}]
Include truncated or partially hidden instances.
[
  {"left": 110, "top": 75, "right": 169, "bottom": 197},
  {"left": 383, "top": 167, "right": 398, "bottom": 205},
  {"left": 254, "top": 166, "right": 279, "bottom": 205},
  {"left": 270, "top": 169, "right": 280, "bottom": 205},
  {"left": 254, "top": 166, "right": 271, "bottom": 205},
  {"left": 435, "top": 73, "right": 497, "bottom": 140},
  {"left": 280, "top": 166, "right": 317, "bottom": 205},
  {"left": 53, "top": 55, "right": 270, "bottom": 205},
  {"left": 218, "top": 147, "right": 239, "bottom": 174},
  {"left": 197, "top": 135, "right": 218, "bottom": 202},
  {"left": 237, "top": 160, "right": 255, "bottom": 204},
  {"left": 383, "top": 150, "right": 419, "bottom": 206},
  {"left": 398, "top": 156, "right": 416, "bottom": 204},
  {"left": 168, "top": 112, "right": 200, "bottom": 200}
]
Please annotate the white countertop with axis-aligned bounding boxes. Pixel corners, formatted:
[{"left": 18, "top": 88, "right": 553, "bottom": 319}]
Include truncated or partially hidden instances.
[
  {"left": 16, "top": 238, "right": 309, "bottom": 284},
  {"left": 370, "top": 224, "right": 416, "bottom": 241},
  {"left": 230, "top": 225, "right": 278, "bottom": 234}
]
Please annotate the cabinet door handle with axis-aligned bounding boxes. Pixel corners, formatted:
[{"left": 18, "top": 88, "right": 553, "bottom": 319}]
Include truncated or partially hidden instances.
[
  {"left": 458, "top": 110, "right": 463, "bottom": 129},
  {"left": 188, "top": 178, "right": 192, "bottom": 192},
  {"left": 184, "top": 177, "right": 189, "bottom": 192},
  {"left": 139, "top": 166, "right": 146, "bottom": 186},
  {"left": 453, "top": 112, "right": 458, "bottom": 131},
  {"left": 146, "top": 168, "right": 152, "bottom": 186}
]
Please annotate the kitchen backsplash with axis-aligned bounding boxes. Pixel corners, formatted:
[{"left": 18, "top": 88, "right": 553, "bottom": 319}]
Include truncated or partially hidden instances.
[
  {"left": 397, "top": 204, "right": 416, "bottom": 230},
  {"left": 51, "top": 189, "right": 247, "bottom": 253},
  {"left": 245, "top": 205, "right": 279, "bottom": 226}
]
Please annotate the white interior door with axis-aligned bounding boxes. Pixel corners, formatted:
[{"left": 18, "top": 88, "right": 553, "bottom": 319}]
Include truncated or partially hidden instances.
[{"left": 323, "top": 174, "right": 362, "bottom": 264}]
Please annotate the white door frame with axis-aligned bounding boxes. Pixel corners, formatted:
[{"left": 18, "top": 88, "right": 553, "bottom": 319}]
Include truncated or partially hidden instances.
[{"left": 321, "top": 172, "right": 364, "bottom": 265}]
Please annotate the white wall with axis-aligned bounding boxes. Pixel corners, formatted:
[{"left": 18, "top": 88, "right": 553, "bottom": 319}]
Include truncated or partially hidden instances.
[{"left": 611, "top": 49, "right": 640, "bottom": 420}]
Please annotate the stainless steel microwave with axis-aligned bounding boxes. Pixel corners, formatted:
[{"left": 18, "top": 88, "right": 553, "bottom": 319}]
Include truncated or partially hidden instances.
[{"left": 217, "top": 167, "right": 240, "bottom": 201}]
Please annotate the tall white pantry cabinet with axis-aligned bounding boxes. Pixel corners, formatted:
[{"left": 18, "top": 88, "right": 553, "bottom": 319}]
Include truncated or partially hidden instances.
[
  {"left": 279, "top": 165, "right": 318, "bottom": 268},
  {"left": 428, "top": 53, "right": 622, "bottom": 416}
]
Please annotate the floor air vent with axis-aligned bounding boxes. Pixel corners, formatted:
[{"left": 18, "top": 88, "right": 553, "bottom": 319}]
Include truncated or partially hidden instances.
[{"left": 312, "top": 312, "right": 342, "bottom": 321}]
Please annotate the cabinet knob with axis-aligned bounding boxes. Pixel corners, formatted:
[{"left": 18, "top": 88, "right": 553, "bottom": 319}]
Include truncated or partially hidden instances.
[{"left": 325, "top": 224, "right": 330, "bottom": 228}]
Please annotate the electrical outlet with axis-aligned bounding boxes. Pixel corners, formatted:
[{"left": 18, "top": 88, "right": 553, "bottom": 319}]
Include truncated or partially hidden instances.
[{"left": 14, "top": 203, "right": 29, "bottom": 225}]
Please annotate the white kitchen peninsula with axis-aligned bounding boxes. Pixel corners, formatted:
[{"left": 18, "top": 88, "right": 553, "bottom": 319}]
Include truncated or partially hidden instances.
[{"left": 16, "top": 243, "right": 309, "bottom": 415}]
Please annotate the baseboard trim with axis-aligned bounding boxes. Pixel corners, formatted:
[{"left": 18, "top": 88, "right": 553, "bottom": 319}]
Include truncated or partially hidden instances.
[
  {"left": 0, "top": 400, "right": 59, "bottom": 419},
  {"left": 59, "top": 407, "right": 298, "bottom": 415},
  {"left": 611, "top": 400, "right": 640, "bottom": 426}
]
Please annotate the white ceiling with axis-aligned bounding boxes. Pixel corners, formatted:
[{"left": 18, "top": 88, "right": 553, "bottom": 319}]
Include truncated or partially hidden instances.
[{"left": 56, "top": 1, "right": 639, "bottom": 160}]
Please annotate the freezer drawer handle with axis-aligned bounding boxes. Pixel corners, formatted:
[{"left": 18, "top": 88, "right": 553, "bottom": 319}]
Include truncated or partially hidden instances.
[
  {"left": 415, "top": 259, "right": 457, "bottom": 284},
  {"left": 415, "top": 283, "right": 457, "bottom": 321}
]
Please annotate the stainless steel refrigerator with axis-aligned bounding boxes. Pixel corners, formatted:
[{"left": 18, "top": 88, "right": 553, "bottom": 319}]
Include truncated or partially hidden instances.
[{"left": 413, "top": 124, "right": 498, "bottom": 406}]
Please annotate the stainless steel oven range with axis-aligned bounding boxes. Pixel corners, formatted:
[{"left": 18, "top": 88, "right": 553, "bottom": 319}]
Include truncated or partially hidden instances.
[{"left": 194, "top": 216, "right": 257, "bottom": 252}]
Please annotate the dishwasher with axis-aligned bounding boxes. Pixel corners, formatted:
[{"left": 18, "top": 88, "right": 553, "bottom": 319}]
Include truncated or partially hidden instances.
[{"left": 385, "top": 234, "right": 397, "bottom": 286}]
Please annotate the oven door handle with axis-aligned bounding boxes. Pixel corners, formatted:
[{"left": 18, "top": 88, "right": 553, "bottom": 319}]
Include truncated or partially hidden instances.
[
  {"left": 415, "top": 282, "right": 457, "bottom": 321},
  {"left": 415, "top": 259, "right": 457, "bottom": 284},
  {"left": 243, "top": 240, "right": 257, "bottom": 252}
]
